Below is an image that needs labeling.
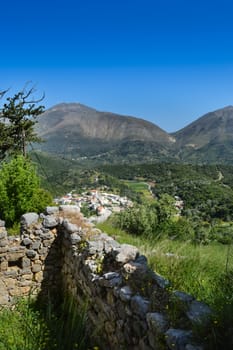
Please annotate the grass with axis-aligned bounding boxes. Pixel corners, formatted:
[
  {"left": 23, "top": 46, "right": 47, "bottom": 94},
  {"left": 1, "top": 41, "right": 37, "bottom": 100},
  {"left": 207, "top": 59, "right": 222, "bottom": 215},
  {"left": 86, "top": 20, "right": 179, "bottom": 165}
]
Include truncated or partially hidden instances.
[
  {"left": 98, "top": 220, "right": 233, "bottom": 348},
  {"left": 123, "top": 180, "right": 154, "bottom": 201},
  {"left": 0, "top": 295, "right": 89, "bottom": 350},
  {"left": 97, "top": 220, "right": 233, "bottom": 309}
]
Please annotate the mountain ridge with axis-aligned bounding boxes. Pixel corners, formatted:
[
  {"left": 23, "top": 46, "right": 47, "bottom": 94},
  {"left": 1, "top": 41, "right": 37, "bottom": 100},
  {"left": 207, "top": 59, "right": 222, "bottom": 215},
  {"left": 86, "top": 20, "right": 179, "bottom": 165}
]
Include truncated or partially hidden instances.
[{"left": 35, "top": 103, "right": 233, "bottom": 164}]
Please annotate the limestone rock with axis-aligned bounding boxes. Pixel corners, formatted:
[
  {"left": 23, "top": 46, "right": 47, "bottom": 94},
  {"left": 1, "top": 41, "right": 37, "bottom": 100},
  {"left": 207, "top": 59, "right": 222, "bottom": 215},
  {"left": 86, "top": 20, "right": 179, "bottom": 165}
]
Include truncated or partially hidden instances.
[
  {"left": 114, "top": 244, "right": 139, "bottom": 264},
  {"left": 45, "top": 206, "right": 59, "bottom": 215},
  {"left": 21, "top": 213, "right": 39, "bottom": 228},
  {"left": 63, "top": 220, "right": 80, "bottom": 233},
  {"left": 26, "top": 249, "right": 37, "bottom": 259},
  {"left": 43, "top": 216, "right": 58, "bottom": 228},
  {"left": 70, "top": 233, "right": 81, "bottom": 245},
  {"left": 22, "top": 237, "right": 33, "bottom": 246},
  {"left": 59, "top": 205, "right": 80, "bottom": 215}
]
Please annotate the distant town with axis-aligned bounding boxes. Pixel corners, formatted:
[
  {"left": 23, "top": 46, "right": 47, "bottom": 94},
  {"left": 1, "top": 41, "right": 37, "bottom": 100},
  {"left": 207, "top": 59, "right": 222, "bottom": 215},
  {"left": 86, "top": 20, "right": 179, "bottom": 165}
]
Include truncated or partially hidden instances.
[
  {"left": 54, "top": 189, "right": 133, "bottom": 223},
  {"left": 54, "top": 188, "right": 184, "bottom": 223}
]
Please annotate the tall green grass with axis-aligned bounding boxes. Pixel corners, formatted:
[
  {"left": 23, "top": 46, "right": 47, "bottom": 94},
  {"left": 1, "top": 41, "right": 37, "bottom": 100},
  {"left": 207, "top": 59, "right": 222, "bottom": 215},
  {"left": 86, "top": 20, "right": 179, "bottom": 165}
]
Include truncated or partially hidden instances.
[
  {"left": 0, "top": 295, "right": 89, "bottom": 350},
  {"left": 97, "top": 221, "right": 233, "bottom": 348},
  {"left": 97, "top": 221, "right": 233, "bottom": 309}
]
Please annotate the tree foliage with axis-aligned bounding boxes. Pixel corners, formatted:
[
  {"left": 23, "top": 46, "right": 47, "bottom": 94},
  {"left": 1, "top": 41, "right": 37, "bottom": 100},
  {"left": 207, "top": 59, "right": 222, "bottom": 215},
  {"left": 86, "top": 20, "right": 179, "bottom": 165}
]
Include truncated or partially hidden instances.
[
  {"left": 116, "top": 194, "right": 177, "bottom": 238},
  {"left": 0, "top": 156, "right": 52, "bottom": 226},
  {"left": 0, "top": 85, "right": 44, "bottom": 160}
]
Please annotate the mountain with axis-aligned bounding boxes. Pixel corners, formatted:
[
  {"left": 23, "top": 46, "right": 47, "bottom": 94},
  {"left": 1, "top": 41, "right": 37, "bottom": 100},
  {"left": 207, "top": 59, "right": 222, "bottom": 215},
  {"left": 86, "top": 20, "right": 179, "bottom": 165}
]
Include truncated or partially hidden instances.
[
  {"left": 172, "top": 106, "right": 233, "bottom": 163},
  {"left": 35, "top": 103, "right": 233, "bottom": 165},
  {"left": 35, "top": 103, "right": 176, "bottom": 163}
]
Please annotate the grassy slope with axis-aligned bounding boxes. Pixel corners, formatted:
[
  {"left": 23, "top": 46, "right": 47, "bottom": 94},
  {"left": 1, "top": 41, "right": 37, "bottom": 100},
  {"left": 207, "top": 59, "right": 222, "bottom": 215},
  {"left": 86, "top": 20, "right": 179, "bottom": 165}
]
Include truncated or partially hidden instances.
[{"left": 97, "top": 220, "right": 232, "bottom": 310}]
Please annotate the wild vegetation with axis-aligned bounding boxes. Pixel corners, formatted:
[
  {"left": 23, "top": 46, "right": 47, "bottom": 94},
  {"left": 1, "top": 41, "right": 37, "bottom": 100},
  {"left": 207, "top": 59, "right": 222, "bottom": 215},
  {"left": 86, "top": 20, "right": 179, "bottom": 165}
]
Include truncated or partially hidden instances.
[
  {"left": 0, "top": 87, "right": 52, "bottom": 228},
  {"left": 0, "top": 155, "right": 52, "bottom": 227},
  {"left": 97, "top": 218, "right": 233, "bottom": 349},
  {"left": 0, "top": 295, "right": 89, "bottom": 350},
  {"left": 1, "top": 88, "right": 233, "bottom": 348}
]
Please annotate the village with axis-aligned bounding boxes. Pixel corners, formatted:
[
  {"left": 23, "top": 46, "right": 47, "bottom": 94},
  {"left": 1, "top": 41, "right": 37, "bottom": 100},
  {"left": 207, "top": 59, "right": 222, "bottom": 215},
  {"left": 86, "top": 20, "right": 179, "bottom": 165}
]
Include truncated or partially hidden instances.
[{"left": 54, "top": 189, "right": 133, "bottom": 223}]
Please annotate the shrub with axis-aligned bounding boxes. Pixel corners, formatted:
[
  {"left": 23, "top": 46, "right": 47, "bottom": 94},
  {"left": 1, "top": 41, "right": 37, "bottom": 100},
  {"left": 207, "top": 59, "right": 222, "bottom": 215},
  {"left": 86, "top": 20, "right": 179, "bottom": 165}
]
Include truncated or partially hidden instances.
[{"left": 0, "top": 156, "right": 52, "bottom": 226}]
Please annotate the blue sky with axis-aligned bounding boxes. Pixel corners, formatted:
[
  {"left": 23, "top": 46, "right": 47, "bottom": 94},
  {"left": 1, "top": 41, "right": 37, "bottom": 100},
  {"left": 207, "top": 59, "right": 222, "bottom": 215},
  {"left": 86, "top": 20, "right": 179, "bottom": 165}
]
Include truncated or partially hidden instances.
[{"left": 1, "top": 0, "right": 233, "bottom": 131}]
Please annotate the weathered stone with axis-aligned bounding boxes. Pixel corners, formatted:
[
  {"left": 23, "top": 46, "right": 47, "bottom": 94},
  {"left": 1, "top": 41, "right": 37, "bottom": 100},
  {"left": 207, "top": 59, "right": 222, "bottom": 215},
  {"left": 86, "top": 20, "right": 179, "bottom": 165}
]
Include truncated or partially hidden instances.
[
  {"left": 31, "top": 240, "right": 41, "bottom": 250},
  {"left": 19, "top": 280, "right": 32, "bottom": 287},
  {"left": 63, "top": 220, "right": 80, "bottom": 234},
  {"left": 45, "top": 206, "right": 59, "bottom": 215},
  {"left": 186, "top": 300, "right": 211, "bottom": 324},
  {"left": 88, "top": 240, "right": 104, "bottom": 254},
  {"left": 0, "top": 246, "right": 8, "bottom": 253},
  {"left": 146, "top": 312, "right": 168, "bottom": 333},
  {"left": 34, "top": 271, "right": 43, "bottom": 282},
  {"left": 4, "top": 270, "right": 18, "bottom": 278},
  {"left": 70, "top": 233, "right": 81, "bottom": 245},
  {"left": 32, "top": 264, "right": 42, "bottom": 273},
  {"left": 123, "top": 261, "right": 149, "bottom": 278},
  {"left": 0, "top": 220, "right": 5, "bottom": 227},
  {"left": 114, "top": 244, "right": 139, "bottom": 263},
  {"left": 21, "top": 213, "right": 39, "bottom": 228},
  {"left": 0, "top": 279, "right": 9, "bottom": 304},
  {"left": 131, "top": 295, "right": 150, "bottom": 317},
  {"left": 0, "top": 230, "right": 7, "bottom": 239},
  {"left": 99, "top": 272, "right": 122, "bottom": 288},
  {"left": 21, "top": 257, "right": 31, "bottom": 268},
  {"left": 43, "top": 216, "right": 58, "bottom": 228},
  {"left": 4, "top": 277, "right": 16, "bottom": 288},
  {"left": 38, "top": 247, "right": 48, "bottom": 255},
  {"left": 20, "top": 271, "right": 32, "bottom": 280},
  {"left": 26, "top": 249, "right": 37, "bottom": 259},
  {"left": 153, "top": 272, "right": 170, "bottom": 289},
  {"left": 0, "top": 210, "right": 207, "bottom": 350},
  {"left": 34, "top": 229, "right": 43, "bottom": 236},
  {"left": 59, "top": 205, "right": 80, "bottom": 215},
  {"left": 0, "top": 239, "right": 8, "bottom": 247},
  {"left": 40, "top": 232, "right": 54, "bottom": 240},
  {"left": 22, "top": 237, "right": 33, "bottom": 246},
  {"left": 173, "top": 291, "right": 194, "bottom": 304},
  {"left": 165, "top": 329, "right": 193, "bottom": 350},
  {"left": 118, "top": 285, "right": 133, "bottom": 302},
  {"left": 0, "top": 260, "right": 8, "bottom": 271},
  {"left": 43, "top": 240, "right": 52, "bottom": 247},
  {"left": 8, "top": 251, "right": 25, "bottom": 261}
]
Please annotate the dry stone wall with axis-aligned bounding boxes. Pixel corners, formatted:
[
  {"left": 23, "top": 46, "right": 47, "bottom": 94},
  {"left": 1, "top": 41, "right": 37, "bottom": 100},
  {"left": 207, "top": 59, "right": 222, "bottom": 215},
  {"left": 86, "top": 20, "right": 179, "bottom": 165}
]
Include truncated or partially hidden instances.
[{"left": 0, "top": 206, "right": 210, "bottom": 350}]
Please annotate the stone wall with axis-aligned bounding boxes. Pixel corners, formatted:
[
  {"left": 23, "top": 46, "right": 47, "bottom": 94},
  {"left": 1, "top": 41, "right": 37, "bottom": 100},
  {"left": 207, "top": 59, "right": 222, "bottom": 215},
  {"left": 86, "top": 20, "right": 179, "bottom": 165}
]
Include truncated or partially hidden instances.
[
  {"left": 0, "top": 206, "right": 210, "bottom": 350},
  {"left": 0, "top": 211, "right": 62, "bottom": 304}
]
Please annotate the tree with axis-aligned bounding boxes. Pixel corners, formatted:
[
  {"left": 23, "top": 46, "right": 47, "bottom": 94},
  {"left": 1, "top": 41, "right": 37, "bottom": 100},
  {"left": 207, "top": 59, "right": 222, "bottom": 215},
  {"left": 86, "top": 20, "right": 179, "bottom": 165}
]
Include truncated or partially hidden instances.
[
  {"left": 155, "top": 194, "right": 176, "bottom": 224},
  {"left": 0, "top": 85, "right": 44, "bottom": 160},
  {"left": 0, "top": 155, "right": 52, "bottom": 226}
]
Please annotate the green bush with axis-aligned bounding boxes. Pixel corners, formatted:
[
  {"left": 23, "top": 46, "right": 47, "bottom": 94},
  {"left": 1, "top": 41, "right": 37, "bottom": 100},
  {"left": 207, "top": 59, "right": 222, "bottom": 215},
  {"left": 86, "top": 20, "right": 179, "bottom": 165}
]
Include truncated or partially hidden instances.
[{"left": 0, "top": 156, "right": 52, "bottom": 226}]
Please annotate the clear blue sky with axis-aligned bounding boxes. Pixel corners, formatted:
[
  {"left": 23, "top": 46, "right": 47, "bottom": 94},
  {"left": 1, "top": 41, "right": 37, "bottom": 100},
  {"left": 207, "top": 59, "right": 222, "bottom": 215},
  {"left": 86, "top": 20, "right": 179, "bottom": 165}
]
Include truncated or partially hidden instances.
[{"left": 1, "top": 0, "right": 233, "bottom": 132}]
